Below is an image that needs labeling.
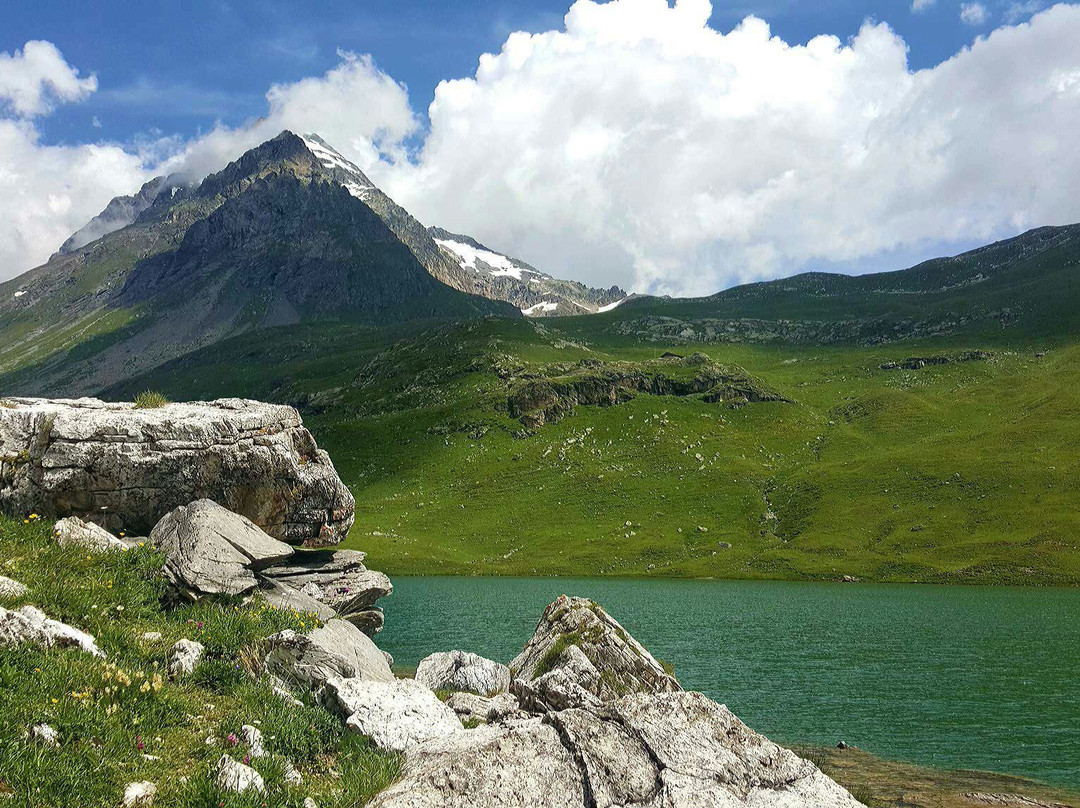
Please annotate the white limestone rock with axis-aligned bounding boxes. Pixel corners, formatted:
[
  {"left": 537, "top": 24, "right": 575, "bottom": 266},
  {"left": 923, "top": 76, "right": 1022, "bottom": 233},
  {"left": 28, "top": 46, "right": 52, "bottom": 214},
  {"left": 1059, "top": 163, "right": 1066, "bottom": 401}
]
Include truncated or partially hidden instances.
[
  {"left": 416, "top": 650, "right": 510, "bottom": 696},
  {"left": 215, "top": 754, "right": 265, "bottom": 794},
  {"left": 264, "top": 618, "right": 394, "bottom": 690},
  {"left": 168, "top": 638, "right": 205, "bottom": 678},
  {"left": 54, "top": 516, "right": 130, "bottom": 552},
  {"left": 122, "top": 781, "right": 157, "bottom": 806},
  {"left": 322, "top": 676, "right": 462, "bottom": 753},
  {"left": 0, "top": 574, "right": 28, "bottom": 598},
  {"left": 0, "top": 605, "right": 102, "bottom": 656},
  {"left": 0, "top": 397, "right": 354, "bottom": 546}
]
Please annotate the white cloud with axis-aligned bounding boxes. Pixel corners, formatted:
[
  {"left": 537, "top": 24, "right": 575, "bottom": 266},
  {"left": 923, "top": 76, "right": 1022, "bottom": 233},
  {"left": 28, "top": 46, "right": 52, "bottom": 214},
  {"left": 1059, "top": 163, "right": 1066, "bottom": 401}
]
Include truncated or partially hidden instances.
[
  {"left": 0, "top": 40, "right": 97, "bottom": 117},
  {"left": 911, "top": 0, "right": 936, "bottom": 12},
  {"left": 960, "top": 2, "right": 990, "bottom": 24},
  {"left": 1005, "top": 1, "right": 1044, "bottom": 22}
]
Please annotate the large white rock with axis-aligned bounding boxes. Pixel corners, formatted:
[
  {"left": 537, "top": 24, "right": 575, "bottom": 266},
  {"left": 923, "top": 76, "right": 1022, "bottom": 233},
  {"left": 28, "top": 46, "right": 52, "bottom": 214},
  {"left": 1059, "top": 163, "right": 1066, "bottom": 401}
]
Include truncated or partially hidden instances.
[
  {"left": 322, "top": 676, "right": 462, "bottom": 753},
  {"left": 0, "top": 605, "right": 102, "bottom": 656},
  {"left": 151, "top": 500, "right": 293, "bottom": 598},
  {"left": 0, "top": 397, "right": 354, "bottom": 546},
  {"left": 0, "top": 574, "right": 28, "bottom": 598},
  {"left": 264, "top": 619, "right": 394, "bottom": 690},
  {"left": 416, "top": 650, "right": 510, "bottom": 696},
  {"left": 53, "top": 516, "right": 130, "bottom": 552},
  {"left": 215, "top": 754, "right": 265, "bottom": 794}
]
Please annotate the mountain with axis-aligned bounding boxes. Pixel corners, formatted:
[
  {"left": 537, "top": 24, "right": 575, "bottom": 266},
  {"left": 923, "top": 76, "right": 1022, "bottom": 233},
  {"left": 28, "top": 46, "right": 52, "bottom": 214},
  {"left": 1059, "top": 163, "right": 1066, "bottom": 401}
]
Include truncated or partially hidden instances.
[
  {"left": 588, "top": 224, "right": 1080, "bottom": 345},
  {"left": 427, "top": 227, "right": 628, "bottom": 317},
  {"left": 56, "top": 175, "right": 171, "bottom": 255},
  {"left": 0, "top": 131, "right": 515, "bottom": 395}
]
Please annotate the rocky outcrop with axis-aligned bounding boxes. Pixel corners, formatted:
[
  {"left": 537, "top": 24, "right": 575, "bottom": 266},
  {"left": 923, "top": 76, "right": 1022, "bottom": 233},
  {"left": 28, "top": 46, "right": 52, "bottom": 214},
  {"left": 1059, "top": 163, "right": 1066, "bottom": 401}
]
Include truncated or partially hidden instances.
[
  {"left": 0, "top": 397, "right": 354, "bottom": 546},
  {"left": 445, "top": 692, "right": 522, "bottom": 725},
  {"left": 322, "top": 676, "right": 462, "bottom": 753},
  {"left": 510, "top": 595, "right": 680, "bottom": 712},
  {"left": 264, "top": 619, "right": 394, "bottom": 690},
  {"left": 506, "top": 355, "right": 788, "bottom": 428},
  {"left": 53, "top": 516, "right": 131, "bottom": 552},
  {"left": 416, "top": 651, "right": 510, "bottom": 696},
  {"left": 151, "top": 500, "right": 294, "bottom": 598},
  {"left": 261, "top": 549, "right": 391, "bottom": 635},
  {"left": 0, "top": 575, "right": 28, "bottom": 598},
  {"left": 0, "top": 605, "right": 103, "bottom": 657}
]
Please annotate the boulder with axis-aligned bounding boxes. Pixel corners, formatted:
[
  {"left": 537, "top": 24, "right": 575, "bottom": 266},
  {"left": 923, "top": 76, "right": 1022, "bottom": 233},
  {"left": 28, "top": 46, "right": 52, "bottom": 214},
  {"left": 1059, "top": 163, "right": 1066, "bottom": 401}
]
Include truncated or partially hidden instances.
[
  {"left": 264, "top": 619, "right": 394, "bottom": 690},
  {"left": 53, "top": 516, "right": 130, "bottom": 552},
  {"left": 261, "top": 549, "right": 391, "bottom": 635},
  {"left": 0, "top": 397, "right": 353, "bottom": 546},
  {"left": 445, "top": 691, "right": 522, "bottom": 725},
  {"left": 0, "top": 605, "right": 102, "bottom": 656},
  {"left": 509, "top": 595, "right": 679, "bottom": 712},
  {"left": 370, "top": 693, "right": 861, "bottom": 808},
  {"left": 0, "top": 574, "right": 28, "bottom": 598},
  {"left": 168, "top": 639, "right": 205, "bottom": 678},
  {"left": 215, "top": 754, "right": 264, "bottom": 794},
  {"left": 416, "top": 650, "right": 510, "bottom": 696},
  {"left": 151, "top": 500, "right": 293, "bottom": 598},
  {"left": 321, "top": 676, "right": 462, "bottom": 753}
]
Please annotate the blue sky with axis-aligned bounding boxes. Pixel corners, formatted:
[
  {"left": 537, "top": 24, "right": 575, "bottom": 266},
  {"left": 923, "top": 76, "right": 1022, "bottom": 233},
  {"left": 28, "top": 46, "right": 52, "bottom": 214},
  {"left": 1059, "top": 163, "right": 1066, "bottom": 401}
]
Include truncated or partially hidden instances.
[
  {"left": 6, "top": 0, "right": 1016, "bottom": 150},
  {"left": 2, "top": 0, "right": 1078, "bottom": 293}
]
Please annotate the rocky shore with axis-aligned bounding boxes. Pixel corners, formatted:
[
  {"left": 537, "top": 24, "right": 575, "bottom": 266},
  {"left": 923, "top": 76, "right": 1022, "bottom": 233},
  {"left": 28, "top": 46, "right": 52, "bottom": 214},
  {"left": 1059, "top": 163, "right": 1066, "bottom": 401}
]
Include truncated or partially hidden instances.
[{"left": 0, "top": 397, "right": 863, "bottom": 806}]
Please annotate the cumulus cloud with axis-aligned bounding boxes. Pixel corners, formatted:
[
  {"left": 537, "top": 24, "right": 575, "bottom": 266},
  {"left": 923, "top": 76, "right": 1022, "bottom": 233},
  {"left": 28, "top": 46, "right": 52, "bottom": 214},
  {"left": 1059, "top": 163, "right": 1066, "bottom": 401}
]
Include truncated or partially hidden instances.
[
  {"left": 0, "top": 40, "right": 97, "bottom": 117},
  {"left": 375, "top": 0, "right": 1080, "bottom": 294},
  {"left": 960, "top": 2, "right": 990, "bottom": 24}
]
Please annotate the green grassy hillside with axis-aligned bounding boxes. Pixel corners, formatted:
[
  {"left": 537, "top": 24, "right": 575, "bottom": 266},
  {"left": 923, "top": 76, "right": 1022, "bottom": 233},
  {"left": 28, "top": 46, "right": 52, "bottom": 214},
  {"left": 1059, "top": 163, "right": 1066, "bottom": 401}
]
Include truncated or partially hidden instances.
[{"left": 99, "top": 317, "right": 1080, "bottom": 585}]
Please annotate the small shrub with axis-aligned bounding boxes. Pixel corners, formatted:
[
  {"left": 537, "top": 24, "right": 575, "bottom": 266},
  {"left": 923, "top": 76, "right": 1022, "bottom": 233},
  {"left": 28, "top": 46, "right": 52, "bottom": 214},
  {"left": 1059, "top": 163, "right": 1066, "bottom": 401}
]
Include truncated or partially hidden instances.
[{"left": 133, "top": 390, "right": 169, "bottom": 409}]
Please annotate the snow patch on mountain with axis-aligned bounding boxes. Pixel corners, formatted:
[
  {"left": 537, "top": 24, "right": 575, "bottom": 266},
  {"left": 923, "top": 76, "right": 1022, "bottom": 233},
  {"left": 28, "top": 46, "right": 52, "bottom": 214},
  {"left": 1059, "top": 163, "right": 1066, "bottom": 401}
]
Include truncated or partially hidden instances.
[
  {"left": 434, "top": 238, "right": 539, "bottom": 280},
  {"left": 299, "top": 133, "right": 375, "bottom": 200},
  {"left": 597, "top": 297, "right": 627, "bottom": 312},
  {"left": 521, "top": 300, "right": 559, "bottom": 315}
]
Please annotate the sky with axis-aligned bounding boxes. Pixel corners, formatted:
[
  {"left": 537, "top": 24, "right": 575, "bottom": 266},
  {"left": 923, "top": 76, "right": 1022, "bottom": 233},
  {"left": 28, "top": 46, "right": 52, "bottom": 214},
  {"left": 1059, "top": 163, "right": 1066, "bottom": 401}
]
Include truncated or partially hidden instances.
[{"left": 3, "top": 0, "right": 1080, "bottom": 295}]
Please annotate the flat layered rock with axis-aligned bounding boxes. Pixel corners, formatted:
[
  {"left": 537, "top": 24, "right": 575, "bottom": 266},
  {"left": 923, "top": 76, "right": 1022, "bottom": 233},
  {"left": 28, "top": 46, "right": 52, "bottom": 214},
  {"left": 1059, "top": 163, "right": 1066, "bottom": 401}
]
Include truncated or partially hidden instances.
[
  {"left": 151, "top": 500, "right": 294, "bottom": 598},
  {"left": 510, "top": 595, "right": 680, "bottom": 712},
  {"left": 53, "top": 516, "right": 130, "bottom": 552},
  {"left": 416, "top": 650, "right": 510, "bottom": 696},
  {"left": 0, "top": 397, "right": 353, "bottom": 546}
]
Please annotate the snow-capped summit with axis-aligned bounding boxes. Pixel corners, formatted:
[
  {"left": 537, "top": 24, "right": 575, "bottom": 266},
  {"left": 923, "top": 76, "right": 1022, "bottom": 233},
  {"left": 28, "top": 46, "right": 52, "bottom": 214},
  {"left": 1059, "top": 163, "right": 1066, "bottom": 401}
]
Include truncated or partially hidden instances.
[{"left": 299, "top": 133, "right": 376, "bottom": 200}]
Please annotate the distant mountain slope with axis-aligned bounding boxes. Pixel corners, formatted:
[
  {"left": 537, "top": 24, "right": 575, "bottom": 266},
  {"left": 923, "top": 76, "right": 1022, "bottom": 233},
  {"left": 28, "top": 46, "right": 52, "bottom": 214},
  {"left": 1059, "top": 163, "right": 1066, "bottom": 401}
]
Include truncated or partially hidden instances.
[
  {"left": 587, "top": 225, "right": 1080, "bottom": 344},
  {"left": 0, "top": 131, "right": 515, "bottom": 395},
  {"left": 427, "top": 227, "right": 627, "bottom": 317}
]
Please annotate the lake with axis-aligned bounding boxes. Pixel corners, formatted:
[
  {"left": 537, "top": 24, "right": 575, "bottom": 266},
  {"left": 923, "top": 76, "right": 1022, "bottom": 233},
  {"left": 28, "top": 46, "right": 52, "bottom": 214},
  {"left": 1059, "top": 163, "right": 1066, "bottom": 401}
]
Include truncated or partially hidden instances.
[{"left": 377, "top": 577, "right": 1080, "bottom": 788}]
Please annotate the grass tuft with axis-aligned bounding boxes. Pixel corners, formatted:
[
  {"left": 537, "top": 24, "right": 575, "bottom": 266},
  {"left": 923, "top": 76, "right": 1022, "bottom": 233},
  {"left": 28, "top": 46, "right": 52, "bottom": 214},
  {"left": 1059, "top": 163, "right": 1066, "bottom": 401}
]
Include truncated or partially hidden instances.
[{"left": 133, "top": 390, "right": 169, "bottom": 409}]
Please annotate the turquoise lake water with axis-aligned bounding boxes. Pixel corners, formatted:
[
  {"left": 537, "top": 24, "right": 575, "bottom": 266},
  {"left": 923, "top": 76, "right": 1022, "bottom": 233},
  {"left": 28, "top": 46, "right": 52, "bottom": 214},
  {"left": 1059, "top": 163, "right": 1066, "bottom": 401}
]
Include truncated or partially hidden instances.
[{"left": 376, "top": 577, "right": 1080, "bottom": 788}]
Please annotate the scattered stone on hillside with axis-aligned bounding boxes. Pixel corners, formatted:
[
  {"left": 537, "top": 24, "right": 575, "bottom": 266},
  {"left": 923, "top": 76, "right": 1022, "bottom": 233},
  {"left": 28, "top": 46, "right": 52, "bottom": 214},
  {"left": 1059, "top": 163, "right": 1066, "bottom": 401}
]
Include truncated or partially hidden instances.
[
  {"left": 0, "top": 574, "right": 28, "bottom": 598},
  {"left": 261, "top": 549, "right": 391, "bottom": 635},
  {"left": 215, "top": 754, "right": 265, "bottom": 794},
  {"left": 321, "top": 676, "right": 462, "bottom": 753},
  {"left": 879, "top": 351, "right": 993, "bottom": 371},
  {"left": 0, "top": 397, "right": 354, "bottom": 546},
  {"left": 151, "top": 500, "right": 294, "bottom": 599},
  {"left": 284, "top": 761, "right": 303, "bottom": 784},
  {"left": 264, "top": 619, "right": 394, "bottom": 690},
  {"left": 140, "top": 631, "right": 163, "bottom": 643},
  {"left": 446, "top": 691, "right": 522, "bottom": 725},
  {"left": 30, "top": 723, "right": 60, "bottom": 746},
  {"left": 122, "top": 781, "right": 157, "bottom": 807},
  {"left": 303, "top": 798, "right": 319, "bottom": 808},
  {"left": 509, "top": 595, "right": 679, "bottom": 712},
  {"left": 168, "top": 639, "right": 205, "bottom": 678},
  {"left": 53, "top": 516, "right": 130, "bottom": 552},
  {"left": 0, "top": 605, "right": 102, "bottom": 656},
  {"left": 241, "top": 725, "right": 266, "bottom": 758},
  {"left": 415, "top": 650, "right": 510, "bottom": 696}
]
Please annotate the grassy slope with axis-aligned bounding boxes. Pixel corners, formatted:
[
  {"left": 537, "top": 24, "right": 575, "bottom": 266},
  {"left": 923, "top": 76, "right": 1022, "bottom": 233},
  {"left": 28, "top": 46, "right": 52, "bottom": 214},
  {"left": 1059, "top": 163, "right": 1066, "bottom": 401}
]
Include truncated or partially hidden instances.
[
  {"left": 0, "top": 515, "right": 400, "bottom": 808},
  {"left": 100, "top": 317, "right": 1080, "bottom": 585}
]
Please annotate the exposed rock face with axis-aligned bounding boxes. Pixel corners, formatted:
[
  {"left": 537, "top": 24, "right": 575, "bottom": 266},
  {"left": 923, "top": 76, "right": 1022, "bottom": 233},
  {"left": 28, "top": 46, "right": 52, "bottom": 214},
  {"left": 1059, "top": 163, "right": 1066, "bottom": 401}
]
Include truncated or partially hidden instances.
[
  {"left": 264, "top": 619, "right": 394, "bottom": 690},
  {"left": 168, "top": 639, "right": 205, "bottom": 678},
  {"left": 445, "top": 692, "right": 522, "bottom": 726},
  {"left": 151, "top": 500, "right": 294, "bottom": 598},
  {"left": 0, "top": 574, "right": 28, "bottom": 598},
  {"left": 510, "top": 595, "right": 680, "bottom": 712},
  {"left": 53, "top": 516, "right": 130, "bottom": 552},
  {"left": 322, "top": 676, "right": 462, "bottom": 753},
  {"left": 0, "top": 397, "right": 354, "bottom": 546},
  {"left": 416, "top": 650, "right": 510, "bottom": 696},
  {"left": 261, "top": 549, "right": 391, "bottom": 635},
  {"left": 0, "top": 605, "right": 103, "bottom": 657}
]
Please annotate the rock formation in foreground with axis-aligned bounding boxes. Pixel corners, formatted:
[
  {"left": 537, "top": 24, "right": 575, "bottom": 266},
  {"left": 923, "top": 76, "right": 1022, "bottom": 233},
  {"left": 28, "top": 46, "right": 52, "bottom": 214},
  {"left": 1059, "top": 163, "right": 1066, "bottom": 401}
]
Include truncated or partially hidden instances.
[
  {"left": 0, "top": 397, "right": 354, "bottom": 546},
  {"left": 371, "top": 595, "right": 860, "bottom": 808}
]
